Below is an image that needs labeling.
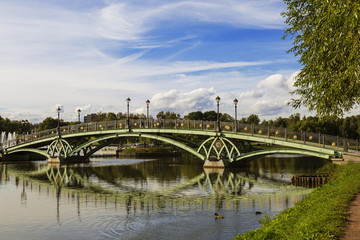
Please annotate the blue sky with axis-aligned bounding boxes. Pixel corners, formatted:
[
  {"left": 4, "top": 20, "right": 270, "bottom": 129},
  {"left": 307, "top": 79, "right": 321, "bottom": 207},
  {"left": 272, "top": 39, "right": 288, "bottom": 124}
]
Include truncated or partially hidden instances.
[{"left": 0, "top": 0, "right": 332, "bottom": 123}]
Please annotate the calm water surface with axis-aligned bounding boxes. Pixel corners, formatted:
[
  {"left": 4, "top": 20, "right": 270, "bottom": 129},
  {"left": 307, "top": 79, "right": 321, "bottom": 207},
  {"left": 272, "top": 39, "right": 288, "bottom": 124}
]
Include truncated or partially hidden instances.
[{"left": 0, "top": 155, "right": 329, "bottom": 240}]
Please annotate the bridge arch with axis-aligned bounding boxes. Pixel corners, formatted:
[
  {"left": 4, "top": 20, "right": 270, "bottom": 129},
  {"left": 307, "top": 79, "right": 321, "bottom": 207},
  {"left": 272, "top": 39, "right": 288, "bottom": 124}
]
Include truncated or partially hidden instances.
[
  {"left": 234, "top": 149, "right": 332, "bottom": 162},
  {"left": 3, "top": 148, "right": 51, "bottom": 159},
  {"left": 69, "top": 133, "right": 206, "bottom": 161}
]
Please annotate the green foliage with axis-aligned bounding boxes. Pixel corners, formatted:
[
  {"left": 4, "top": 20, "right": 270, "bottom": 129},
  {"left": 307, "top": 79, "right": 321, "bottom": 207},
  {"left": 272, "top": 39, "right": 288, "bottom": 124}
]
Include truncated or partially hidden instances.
[
  {"left": 220, "top": 113, "right": 234, "bottom": 122},
  {"left": 105, "top": 112, "right": 117, "bottom": 121},
  {"left": 184, "top": 110, "right": 227, "bottom": 121},
  {"left": 0, "top": 116, "right": 32, "bottom": 133},
  {"left": 156, "top": 111, "right": 180, "bottom": 119},
  {"left": 38, "top": 117, "right": 58, "bottom": 131},
  {"left": 258, "top": 213, "right": 272, "bottom": 226},
  {"left": 184, "top": 111, "right": 203, "bottom": 120},
  {"left": 203, "top": 111, "right": 217, "bottom": 121},
  {"left": 234, "top": 163, "right": 360, "bottom": 240},
  {"left": 240, "top": 114, "right": 260, "bottom": 125},
  {"left": 282, "top": 0, "right": 360, "bottom": 116}
]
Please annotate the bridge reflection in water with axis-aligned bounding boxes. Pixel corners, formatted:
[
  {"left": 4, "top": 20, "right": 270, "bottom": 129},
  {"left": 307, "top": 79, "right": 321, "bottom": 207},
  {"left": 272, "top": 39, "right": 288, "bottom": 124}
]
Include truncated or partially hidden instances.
[{"left": 1, "top": 160, "right": 312, "bottom": 219}]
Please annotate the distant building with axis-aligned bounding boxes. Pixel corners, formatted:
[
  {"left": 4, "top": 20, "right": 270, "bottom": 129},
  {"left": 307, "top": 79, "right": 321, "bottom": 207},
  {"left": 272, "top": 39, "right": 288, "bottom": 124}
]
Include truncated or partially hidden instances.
[{"left": 84, "top": 113, "right": 98, "bottom": 123}]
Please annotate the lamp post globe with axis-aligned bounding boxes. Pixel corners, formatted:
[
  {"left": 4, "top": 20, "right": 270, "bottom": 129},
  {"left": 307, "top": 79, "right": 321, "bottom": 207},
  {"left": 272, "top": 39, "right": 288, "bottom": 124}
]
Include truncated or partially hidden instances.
[
  {"left": 215, "top": 96, "right": 221, "bottom": 104},
  {"left": 215, "top": 96, "right": 221, "bottom": 132}
]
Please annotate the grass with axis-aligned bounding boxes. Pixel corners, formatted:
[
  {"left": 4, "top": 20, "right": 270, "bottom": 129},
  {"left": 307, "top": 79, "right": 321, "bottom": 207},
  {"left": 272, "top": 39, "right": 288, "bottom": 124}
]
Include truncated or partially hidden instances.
[{"left": 234, "top": 163, "right": 360, "bottom": 240}]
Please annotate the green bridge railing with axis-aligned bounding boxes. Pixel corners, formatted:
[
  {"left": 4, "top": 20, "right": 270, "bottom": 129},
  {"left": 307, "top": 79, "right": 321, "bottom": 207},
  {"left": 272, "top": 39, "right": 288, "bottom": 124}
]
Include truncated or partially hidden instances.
[{"left": 2, "top": 119, "right": 360, "bottom": 153}]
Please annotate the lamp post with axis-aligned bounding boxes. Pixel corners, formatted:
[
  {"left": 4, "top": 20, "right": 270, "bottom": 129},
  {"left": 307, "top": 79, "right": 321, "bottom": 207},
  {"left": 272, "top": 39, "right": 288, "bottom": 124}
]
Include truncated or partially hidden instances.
[
  {"left": 57, "top": 106, "right": 61, "bottom": 137},
  {"left": 21, "top": 119, "right": 29, "bottom": 142},
  {"left": 77, "top": 108, "right": 81, "bottom": 122},
  {"left": 126, "top": 97, "right": 131, "bottom": 128},
  {"left": 146, "top": 99, "right": 150, "bottom": 128},
  {"left": 233, "top": 98, "right": 238, "bottom": 132},
  {"left": 215, "top": 96, "right": 221, "bottom": 132}
]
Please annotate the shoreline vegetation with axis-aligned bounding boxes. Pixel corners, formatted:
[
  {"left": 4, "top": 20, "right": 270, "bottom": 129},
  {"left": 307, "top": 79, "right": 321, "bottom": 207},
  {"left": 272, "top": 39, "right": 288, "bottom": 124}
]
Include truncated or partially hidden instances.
[
  {"left": 234, "top": 163, "right": 360, "bottom": 239},
  {"left": 117, "top": 146, "right": 181, "bottom": 157}
]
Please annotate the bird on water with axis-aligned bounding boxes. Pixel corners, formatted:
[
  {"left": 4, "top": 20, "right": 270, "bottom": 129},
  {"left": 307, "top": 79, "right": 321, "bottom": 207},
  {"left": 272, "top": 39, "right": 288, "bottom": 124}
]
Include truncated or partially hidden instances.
[{"left": 214, "top": 213, "right": 224, "bottom": 219}]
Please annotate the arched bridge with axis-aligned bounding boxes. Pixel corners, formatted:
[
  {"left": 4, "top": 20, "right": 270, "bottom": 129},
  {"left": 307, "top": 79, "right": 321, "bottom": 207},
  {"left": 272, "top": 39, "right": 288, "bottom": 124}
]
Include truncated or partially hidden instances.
[{"left": 1, "top": 119, "right": 358, "bottom": 167}]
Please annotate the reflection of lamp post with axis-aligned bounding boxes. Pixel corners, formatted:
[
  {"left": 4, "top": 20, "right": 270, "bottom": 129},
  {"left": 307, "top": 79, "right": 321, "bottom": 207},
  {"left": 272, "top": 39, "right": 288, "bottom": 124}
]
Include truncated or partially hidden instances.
[
  {"left": 146, "top": 99, "right": 150, "bottom": 128},
  {"left": 233, "top": 98, "right": 238, "bottom": 132},
  {"left": 57, "top": 106, "right": 61, "bottom": 137},
  {"left": 215, "top": 96, "right": 221, "bottom": 132},
  {"left": 126, "top": 97, "right": 131, "bottom": 128},
  {"left": 77, "top": 108, "right": 81, "bottom": 122}
]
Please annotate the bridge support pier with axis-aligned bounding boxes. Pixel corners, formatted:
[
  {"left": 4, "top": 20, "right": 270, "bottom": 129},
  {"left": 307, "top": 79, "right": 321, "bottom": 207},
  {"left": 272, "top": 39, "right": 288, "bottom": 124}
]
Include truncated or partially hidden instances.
[{"left": 203, "top": 159, "right": 229, "bottom": 168}]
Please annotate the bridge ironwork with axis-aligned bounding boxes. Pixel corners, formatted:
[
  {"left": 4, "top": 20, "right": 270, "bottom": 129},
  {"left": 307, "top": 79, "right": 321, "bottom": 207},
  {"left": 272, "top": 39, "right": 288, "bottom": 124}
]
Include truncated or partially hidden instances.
[{"left": 1, "top": 119, "right": 359, "bottom": 165}]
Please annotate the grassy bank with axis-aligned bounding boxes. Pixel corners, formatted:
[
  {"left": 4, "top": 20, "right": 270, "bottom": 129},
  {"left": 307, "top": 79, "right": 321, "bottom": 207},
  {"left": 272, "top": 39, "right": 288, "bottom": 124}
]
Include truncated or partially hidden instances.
[{"left": 234, "top": 163, "right": 360, "bottom": 240}]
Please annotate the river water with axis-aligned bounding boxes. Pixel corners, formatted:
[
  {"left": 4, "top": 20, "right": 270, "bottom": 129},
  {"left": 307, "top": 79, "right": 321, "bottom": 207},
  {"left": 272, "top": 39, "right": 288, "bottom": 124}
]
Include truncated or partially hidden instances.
[{"left": 0, "top": 155, "right": 328, "bottom": 240}]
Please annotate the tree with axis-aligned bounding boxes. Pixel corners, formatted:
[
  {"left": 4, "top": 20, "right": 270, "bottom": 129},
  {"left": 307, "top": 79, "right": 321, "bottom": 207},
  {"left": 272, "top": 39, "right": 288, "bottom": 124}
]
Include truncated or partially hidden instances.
[
  {"left": 38, "top": 117, "right": 58, "bottom": 131},
  {"left": 156, "top": 111, "right": 179, "bottom": 119},
  {"left": 247, "top": 114, "right": 260, "bottom": 125},
  {"left": 220, "top": 113, "right": 234, "bottom": 122},
  {"left": 106, "top": 112, "right": 117, "bottom": 121},
  {"left": 274, "top": 117, "right": 287, "bottom": 128},
  {"left": 282, "top": 0, "right": 360, "bottom": 116},
  {"left": 203, "top": 111, "right": 217, "bottom": 121},
  {"left": 184, "top": 111, "right": 203, "bottom": 120}
]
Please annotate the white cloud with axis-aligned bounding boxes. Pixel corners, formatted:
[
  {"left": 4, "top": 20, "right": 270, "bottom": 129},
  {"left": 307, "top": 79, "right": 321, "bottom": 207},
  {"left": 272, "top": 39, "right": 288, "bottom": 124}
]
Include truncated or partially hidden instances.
[
  {"left": 147, "top": 87, "right": 216, "bottom": 117},
  {"left": 287, "top": 71, "right": 300, "bottom": 91},
  {"left": 233, "top": 72, "right": 311, "bottom": 118},
  {"left": 248, "top": 100, "right": 288, "bottom": 116},
  {"left": 176, "top": 74, "right": 186, "bottom": 79},
  {"left": 256, "top": 73, "right": 289, "bottom": 90}
]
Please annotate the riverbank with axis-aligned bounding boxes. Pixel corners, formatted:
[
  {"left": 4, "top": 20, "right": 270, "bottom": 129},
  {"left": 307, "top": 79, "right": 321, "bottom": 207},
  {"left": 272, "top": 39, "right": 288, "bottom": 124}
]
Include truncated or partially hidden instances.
[
  {"left": 118, "top": 146, "right": 180, "bottom": 157},
  {"left": 234, "top": 163, "right": 360, "bottom": 240},
  {"left": 92, "top": 146, "right": 181, "bottom": 157}
]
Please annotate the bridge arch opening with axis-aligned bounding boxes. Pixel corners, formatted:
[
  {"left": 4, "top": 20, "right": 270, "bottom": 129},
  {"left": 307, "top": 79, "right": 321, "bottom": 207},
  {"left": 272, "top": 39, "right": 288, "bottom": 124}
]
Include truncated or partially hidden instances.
[{"left": 69, "top": 133, "right": 206, "bottom": 161}]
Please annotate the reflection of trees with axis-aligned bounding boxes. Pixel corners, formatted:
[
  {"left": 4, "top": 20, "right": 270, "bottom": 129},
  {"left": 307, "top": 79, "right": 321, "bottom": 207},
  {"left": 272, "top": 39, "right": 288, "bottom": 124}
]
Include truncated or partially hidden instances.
[{"left": 249, "top": 156, "right": 329, "bottom": 177}]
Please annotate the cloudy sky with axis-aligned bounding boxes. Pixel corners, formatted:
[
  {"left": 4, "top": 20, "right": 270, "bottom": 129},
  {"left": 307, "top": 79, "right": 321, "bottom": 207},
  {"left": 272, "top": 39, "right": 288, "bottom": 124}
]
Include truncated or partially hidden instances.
[{"left": 0, "top": 0, "right": 320, "bottom": 123}]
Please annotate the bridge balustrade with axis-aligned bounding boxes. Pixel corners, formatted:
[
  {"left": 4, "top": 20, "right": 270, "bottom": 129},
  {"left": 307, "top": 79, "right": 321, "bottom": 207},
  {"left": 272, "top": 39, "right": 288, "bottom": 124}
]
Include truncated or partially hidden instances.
[{"left": 4, "top": 119, "right": 359, "bottom": 153}]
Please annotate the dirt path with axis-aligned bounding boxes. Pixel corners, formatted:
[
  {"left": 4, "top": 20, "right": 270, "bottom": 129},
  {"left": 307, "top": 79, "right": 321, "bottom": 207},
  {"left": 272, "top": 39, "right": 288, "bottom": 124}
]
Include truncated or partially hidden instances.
[{"left": 341, "top": 194, "right": 360, "bottom": 239}]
